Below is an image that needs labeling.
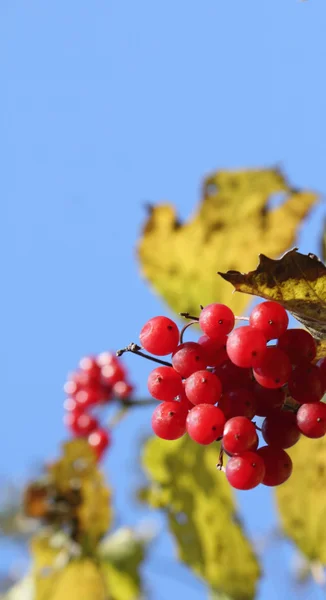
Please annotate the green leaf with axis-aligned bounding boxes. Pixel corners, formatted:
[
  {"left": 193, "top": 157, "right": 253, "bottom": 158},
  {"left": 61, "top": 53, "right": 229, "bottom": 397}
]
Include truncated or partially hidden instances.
[
  {"left": 276, "top": 436, "right": 326, "bottom": 564},
  {"left": 141, "top": 435, "right": 261, "bottom": 600},
  {"left": 138, "top": 167, "right": 317, "bottom": 318}
]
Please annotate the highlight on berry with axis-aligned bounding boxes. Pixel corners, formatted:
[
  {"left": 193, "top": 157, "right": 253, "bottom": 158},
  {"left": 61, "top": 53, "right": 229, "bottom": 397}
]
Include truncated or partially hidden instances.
[{"left": 118, "top": 301, "right": 326, "bottom": 491}]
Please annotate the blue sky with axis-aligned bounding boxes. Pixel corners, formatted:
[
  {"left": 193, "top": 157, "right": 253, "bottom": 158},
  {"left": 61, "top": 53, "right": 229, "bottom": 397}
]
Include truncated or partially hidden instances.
[{"left": 1, "top": 1, "right": 326, "bottom": 598}]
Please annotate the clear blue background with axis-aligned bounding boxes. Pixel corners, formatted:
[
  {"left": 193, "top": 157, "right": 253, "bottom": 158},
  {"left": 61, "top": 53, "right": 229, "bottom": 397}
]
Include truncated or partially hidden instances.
[{"left": 1, "top": 1, "right": 326, "bottom": 598}]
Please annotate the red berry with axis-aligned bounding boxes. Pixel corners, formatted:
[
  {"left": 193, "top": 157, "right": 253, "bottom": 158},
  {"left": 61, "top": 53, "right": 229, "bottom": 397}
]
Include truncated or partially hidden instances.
[
  {"left": 214, "top": 360, "right": 253, "bottom": 392},
  {"left": 226, "top": 326, "right": 267, "bottom": 368},
  {"left": 97, "top": 352, "right": 117, "bottom": 366},
  {"left": 140, "top": 316, "right": 179, "bottom": 356},
  {"left": 113, "top": 381, "right": 133, "bottom": 400},
  {"left": 186, "top": 404, "right": 226, "bottom": 444},
  {"left": 257, "top": 446, "right": 292, "bottom": 486},
  {"left": 223, "top": 417, "right": 257, "bottom": 455},
  {"left": 172, "top": 342, "right": 207, "bottom": 378},
  {"left": 296, "top": 402, "right": 326, "bottom": 438},
  {"left": 218, "top": 388, "right": 257, "bottom": 420},
  {"left": 198, "top": 334, "right": 228, "bottom": 367},
  {"left": 262, "top": 411, "right": 301, "bottom": 449},
  {"left": 317, "top": 357, "right": 326, "bottom": 390},
  {"left": 66, "top": 412, "right": 99, "bottom": 437},
  {"left": 252, "top": 383, "right": 285, "bottom": 417},
  {"left": 75, "top": 385, "right": 106, "bottom": 408},
  {"left": 277, "top": 329, "right": 316, "bottom": 364},
  {"left": 79, "top": 356, "right": 102, "bottom": 381},
  {"left": 147, "top": 366, "right": 183, "bottom": 402},
  {"left": 101, "top": 362, "right": 126, "bottom": 386},
  {"left": 288, "top": 362, "right": 324, "bottom": 404},
  {"left": 199, "top": 303, "right": 235, "bottom": 338},
  {"left": 253, "top": 347, "right": 291, "bottom": 389},
  {"left": 64, "top": 370, "right": 89, "bottom": 396},
  {"left": 226, "top": 451, "right": 265, "bottom": 490},
  {"left": 151, "top": 401, "right": 187, "bottom": 440},
  {"left": 88, "top": 428, "right": 111, "bottom": 460},
  {"left": 185, "top": 370, "right": 222, "bottom": 405},
  {"left": 249, "top": 301, "right": 288, "bottom": 340}
]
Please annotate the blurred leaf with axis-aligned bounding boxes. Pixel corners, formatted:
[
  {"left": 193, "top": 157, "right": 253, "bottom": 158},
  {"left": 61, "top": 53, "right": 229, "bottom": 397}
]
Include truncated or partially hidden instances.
[
  {"left": 138, "top": 167, "right": 317, "bottom": 317},
  {"left": 141, "top": 436, "right": 260, "bottom": 599},
  {"left": 0, "top": 575, "right": 34, "bottom": 600},
  {"left": 220, "top": 248, "right": 326, "bottom": 356},
  {"left": 48, "top": 439, "right": 112, "bottom": 548},
  {"left": 276, "top": 436, "right": 326, "bottom": 564}
]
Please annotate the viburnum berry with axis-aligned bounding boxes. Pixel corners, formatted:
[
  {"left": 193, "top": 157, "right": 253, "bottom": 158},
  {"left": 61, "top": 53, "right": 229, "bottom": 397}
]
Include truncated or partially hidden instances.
[
  {"left": 252, "top": 383, "right": 285, "bottom": 416},
  {"left": 147, "top": 366, "right": 183, "bottom": 402},
  {"left": 249, "top": 301, "right": 289, "bottom": 340},
  {"left": 198, "top": 334, "right": 228, "bottom": 367},
  {"left": 288, "top": 362, "right": 324, "bottom": 404},
  {"left": 88, "top": 428, "right": 111, "bottom": 460},
  {"left": 218, "top": 388, "right": 257, "bottom": 420},
  {"left": 214, "top": 360, "right": 253, "bottom": 392},
  {"left": 101, "top": 361, "right": 126, "bottom": 386},
  {"left": 140, "top": 316, "right": 179, "bottom": 356},
  {"left": 317, "top": 357, "right": 326, "bottom": 390},
  {"left": 185, "top": 370, "right": 222, "bottom": 405},
  {"left": 257, "top": 446, "right": 292, "bottom": 486},
  {"left": 222, "top": 417, "right": 257, "bottom": 455},
  {"left": 226, "top": 326, "right": 267, "bottom": 368},
  {"left": 65, "top": 412, "right": 99, "bottom": 437},
  {"left": 262, "top": 411, "right": 301, "bottom": 449},
  {"left": 226, "top": 451, "right": 266, "bottom": 490},
  {"left": 75, "top": 385, "right": 106, "bottom": 408},
  {"left": 151, "top": 401, "right": 187, "bottom": 440},
  {"left": 186, "top": 404, "right": 226, "bottom": 444},
  {"left": 64, "top": 370, "right": 89, "bottom": 396},
  {"left": 172, "top": 342, "right": 207, "bottom": 378},
  {"left": 296, "top": 402, "right": 326, "bottom": 438},
  {"left": 253, "top": 347, "right": 291, "bottom": 389},
  {"left": 79, "top": 356, "right": 102, "bottom": 381},
  {"left": 199, "top": 303, "right": 235, "bottom": 338},
  {"left": 277, "top": 328, "right": 317, "bottom": 364},
  {"left": 112, "top": 381, "right": 133, "bottom": 400}
]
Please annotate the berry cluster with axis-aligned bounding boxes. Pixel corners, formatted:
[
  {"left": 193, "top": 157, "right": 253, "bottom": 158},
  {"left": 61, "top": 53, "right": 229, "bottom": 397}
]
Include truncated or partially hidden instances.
[
  {"left": 128, "top": 304, "right": 326, "bottom": 490},
  {"left": 63, "top": 353, "right": 134, "bottom": 460}
]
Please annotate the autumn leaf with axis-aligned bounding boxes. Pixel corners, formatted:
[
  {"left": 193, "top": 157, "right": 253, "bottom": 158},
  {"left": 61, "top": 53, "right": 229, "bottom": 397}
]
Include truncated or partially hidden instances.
[
  {"left": 140, "top": 435, "right": 260, "bottom": 600},
  {"left": 219, "top": 248, "right": 326, "bottom": 356},
  {"left": 138, "top": 167, "right": 317, "bottom": 318},
  {"left": 276, "top": 436, "right": 326, "bottom": 564}
]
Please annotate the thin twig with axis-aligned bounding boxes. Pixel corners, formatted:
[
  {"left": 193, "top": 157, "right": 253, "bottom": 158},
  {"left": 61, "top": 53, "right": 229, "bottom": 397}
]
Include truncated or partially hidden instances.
[
  {"left": 179, "top": 312, "right": 199, "bottom": 321},
  {"left": 180, "top": 320, "right": 198, "bottom": 344},
  {"left": 116, "top": 343, "right": 172, "bottom": 367}
]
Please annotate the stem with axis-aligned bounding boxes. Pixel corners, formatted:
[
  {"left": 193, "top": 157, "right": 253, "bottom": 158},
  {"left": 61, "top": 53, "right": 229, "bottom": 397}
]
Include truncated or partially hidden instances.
[
  {"left": 123, "top": 398, "right": 158, "bottom": 407},
  {"left": 116, "top": 343, "right": 172, "bottom": 367},
  {"left": 216, "top": 447, "right": 225, "bottom": 471},
  {"left": 180, "top": 320, "right": 198, "bottom": 343},
  {"left": 179, "top": 312, "right": 199, "bottom": 321}
]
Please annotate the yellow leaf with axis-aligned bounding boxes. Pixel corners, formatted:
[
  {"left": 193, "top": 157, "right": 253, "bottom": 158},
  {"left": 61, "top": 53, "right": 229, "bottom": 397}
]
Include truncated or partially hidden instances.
[
  {"left": 141, "top": 436, "right": 260, "bottom": 599},
  {"left": 276, "top": 436, "right": 326, "bottom": 563},
  {"left": 219, "top": 248, "right": 326, "bottom": 356},
  {"left": 138, "top": 168, "right": 317, "bottom": 317},
  {"left": 48, "top": 439, "right": 112, "bottom": 547}
]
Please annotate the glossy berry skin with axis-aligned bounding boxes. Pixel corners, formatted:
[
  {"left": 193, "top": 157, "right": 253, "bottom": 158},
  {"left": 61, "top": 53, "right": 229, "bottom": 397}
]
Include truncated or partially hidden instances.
[
  {"left": 140, "top": 316, "right": 179, "bottom": 356},
  {"left": 185, "top": 370, "right": 222, "bottom": 405},
  {"left": 66, "top": 412, "right": 99, "bottom": 437},
  {"left": 147, "top": 366, "right": 183, "bottom": 402},
  {"left": 79, "top": 356, "right": 102, "bottom": 381},
  {"left": 198, "top": 335, "right": 228, "bottom": 367},
  {"left": 253, "top": 347, "right": 291, "bottom": 389},
  {"left": 218, "top": 388, "right": 257, "bottom": 420},
  {"left": 172, "top": 342, "right": 207, "bottom": 378},
  {"left": 288, "top": 362, "right": 324, "bottom": 404},
  {"left": 252, "top": 383, "right": 285, "bottom": 417},
  {"left": 226, "top": 451, "right": 265, "bottom": 490},
  {"left": 249, "top": 301, "right": 289, "bottom": 340},
  {"left": 223, "top": 417, "right": 257, "bottom": 455},
  {"left": 262, "top": 411, "right": 301, "bottom": 449},
  {"left": 214, "top": 360, "right": 253, "bottom": 392},
  {"left": 186, "top": 404, "right": 226, "bottom": 445},
  {"left": 199, "top": 303, "right": 235, "bottom": 339},
  {"left": 226, "top": 326, "right": 267, "bottom": 368},
  {"left": 277, "top": 328, "right": 316, "bottom": 364},
  {"left": 257, "top": 446, "right": 292, "bottom": 486},
  {"left": 88, "top": 428, "right": 111, "bottom": 460},
  {"left": 296, "top": 402, "right": 326, "bottom": 438},
  {"left": 151, "top": 401, "right": 187, "bottom": 440}
]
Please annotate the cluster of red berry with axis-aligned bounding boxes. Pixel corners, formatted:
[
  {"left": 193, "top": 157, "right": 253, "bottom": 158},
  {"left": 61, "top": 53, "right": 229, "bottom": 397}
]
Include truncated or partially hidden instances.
[
  {"left": 63, "top": 353, "right": 134, "bottom": 460},
  {"left": 133, "top": 302, "right": 326, "bottom": 490}
]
